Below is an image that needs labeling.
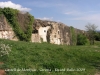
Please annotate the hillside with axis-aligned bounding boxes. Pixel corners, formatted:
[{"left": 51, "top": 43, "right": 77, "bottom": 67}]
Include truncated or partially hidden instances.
[{"left": 0, "top": 39, "right": 100, "bottom": 75}]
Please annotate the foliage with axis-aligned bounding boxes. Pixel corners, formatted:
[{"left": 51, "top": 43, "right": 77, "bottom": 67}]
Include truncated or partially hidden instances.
[
  {"left": 70, "top": 26, "right": 77, "bottom": 45},
  {"left": 40, "top": 38, "right": 43, "bottom": 42},
  {"left": 85, "top": 23, "right": 98, "bottom": 45},
  {"left": 0, "top": 8, "right": 3, "bottom": 15},
  {"left": 94, "top": 32, "right": 100, "bottom": 41},
  {"left": 77, "top": 34, "right": 88, "bottom": 45},
  {"left": 0, "top": 7, "right": 34, "bottom": 41},
  {"left": 0, "top": 43, "right": 11, "bottom": 57}
]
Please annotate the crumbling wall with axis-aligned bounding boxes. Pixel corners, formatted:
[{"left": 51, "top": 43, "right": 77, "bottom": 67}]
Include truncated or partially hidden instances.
[
  {"left": 32, "top": 19, "right": 71, "bottom": 45},
  {"left": 0, "top": 14, "right": 85, "bottom": 45},
  {"left": 31, "top": 34, "right": 40, "bottom": 43},
  {"left": 0, "top": 15, "right": 18, "bottom": 41},
  {"left": 38, "top": 26, "right": 50, "bottom": 42},
  {"left": 58, "top": 23, "right": 70, "bottom": 45},
  {"left": 49, "top": 22, "right": 61, "bottom": 45}
]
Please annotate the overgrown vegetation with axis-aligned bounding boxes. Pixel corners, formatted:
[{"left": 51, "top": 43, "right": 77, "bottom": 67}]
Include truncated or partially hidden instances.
[
  {"left": 85, "top": 23, "right": 98, "bottom": 45},
  {"left": 77, "top": 34, "right": 88, "bottom": 45},
  {"left": 94, "top": 31, "right": 100, "bottom": 41},
  {"left": 0, "top": 7, "right": 34, "bottom": 41},
  {"left": 0, "top": 39, "right": 100, "bottom": 75},
  {"left": 70, "top": 26, "right": 77, "bottom": 45}
]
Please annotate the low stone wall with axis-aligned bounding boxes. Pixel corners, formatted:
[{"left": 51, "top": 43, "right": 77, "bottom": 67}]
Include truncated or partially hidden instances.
[
  {"left": 31, "top": 34, "right": 41, "bottom": 43},
  {"left": 0, "top": 30, "right": 18, "bottom": 41}
]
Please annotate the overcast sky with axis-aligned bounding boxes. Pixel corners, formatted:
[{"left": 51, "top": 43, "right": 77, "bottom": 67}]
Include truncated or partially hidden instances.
[{"left": 0, "top": 0, "right": 100, "bottom": 30}]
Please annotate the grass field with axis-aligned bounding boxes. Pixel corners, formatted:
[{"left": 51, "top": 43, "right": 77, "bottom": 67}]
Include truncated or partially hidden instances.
[{"left": 0, "top": 39, "right": 100, "bottom": 75}]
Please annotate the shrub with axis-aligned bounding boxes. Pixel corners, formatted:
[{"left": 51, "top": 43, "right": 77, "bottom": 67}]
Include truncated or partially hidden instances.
[
  {"left": 94, "top": 32, "right": 100, "bottom": 41},
  {"left": 77, "top": 34, "right": 88, "bottom": 45},
  {"left": 70, "top": 26, "right": 77, "bottom": 45},
  {"left": 40, "top": 38, "right": 43, "bottom": 42}
]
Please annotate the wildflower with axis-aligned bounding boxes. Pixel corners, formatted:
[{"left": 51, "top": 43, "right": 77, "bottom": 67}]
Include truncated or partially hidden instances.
[{"left": 0, "top": 43, "right": 11, "bottom": 57}]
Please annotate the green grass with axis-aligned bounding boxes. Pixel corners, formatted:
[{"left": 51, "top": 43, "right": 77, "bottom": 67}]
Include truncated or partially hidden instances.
[{"left": 0, "top": 39, "right": 100, "bottom": 75}]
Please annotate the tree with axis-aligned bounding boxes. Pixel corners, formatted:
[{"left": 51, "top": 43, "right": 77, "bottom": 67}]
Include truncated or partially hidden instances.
[{"left": 85, "top": 23, "right": 98, "bottom": 45}]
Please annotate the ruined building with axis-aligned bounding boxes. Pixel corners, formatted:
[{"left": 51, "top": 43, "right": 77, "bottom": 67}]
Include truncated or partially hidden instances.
[
  {"left": 0, "top": 10, "right": 85, "bottom": 45},
  {"left": 32, "top": 19, "right": 71, "bottom": 45}
]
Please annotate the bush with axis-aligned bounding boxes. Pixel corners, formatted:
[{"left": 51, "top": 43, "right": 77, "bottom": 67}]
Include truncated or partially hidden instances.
[
  {"left": 70, "top": 26, "right": 77, "bottom": 45},
  {"left": 94, "top": 32, "right": 100, "bottom": 41},
  {"left": 77, "top": 34, "right": 88, "bottom": 45}
]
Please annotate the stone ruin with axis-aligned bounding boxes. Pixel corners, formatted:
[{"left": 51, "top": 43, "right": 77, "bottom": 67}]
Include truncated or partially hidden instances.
[
  {"left": 32, "top": 19, "right": 71, "bottom": 45},
  {"left": 0, "top": 15, "right": 18, "bottom": 41},
  {"left": 0, "top": 15, "right": 85, "bottom": 45}
]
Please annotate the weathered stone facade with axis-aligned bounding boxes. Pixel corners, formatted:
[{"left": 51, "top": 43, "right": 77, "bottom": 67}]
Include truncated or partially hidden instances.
[
  {"left": 32, "top": 19, "right": 71, "bottom": 45},
  {"left": 0, "top": 15, "right": 85, "bottom": 45},
  {"left": 0, "top": 15, "right": 18, "bottom": 41}
]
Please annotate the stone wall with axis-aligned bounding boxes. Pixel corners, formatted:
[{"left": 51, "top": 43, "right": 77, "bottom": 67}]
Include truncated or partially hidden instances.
[
  {"left": 32, "top": 19, "right": 71, "bottom": 45},
  {"left": 0, "top": 15, "right": 18, "bottom": 41},
  {"left": 0, "top": 15, "right": 85, "bottom": 45},
  {"left": 31, "top": 34, "right": 40, "bottom": 43},
  {"left": 38, "top": 26, "right": 50, "bottom": 42}
]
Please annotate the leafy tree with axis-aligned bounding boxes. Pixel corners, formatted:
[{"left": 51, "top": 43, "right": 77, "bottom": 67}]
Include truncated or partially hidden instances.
[{"left": 85, "top": 23, "right": 98, "bottom": 45}]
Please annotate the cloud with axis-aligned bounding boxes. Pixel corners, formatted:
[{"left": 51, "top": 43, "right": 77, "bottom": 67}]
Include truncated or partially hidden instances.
[
  {"left": 0, "top": 1, "right": 31, "bottom": 11},
  {"left": 25, "top": 0, "right": 70, "bottom": 8},
  {"left": 67, "top": 13, "right": 100, "bottom": 30},
  {"left": 38, "top": 17, "right": 53, "bottom": 21},
  {"left": 64, "top": 10, "right": 100, "bottom": 22},
  {"left": 64, "top": 10, "right": 93, "bottom": 16},
  {"left": 64, "top": 11, "right": 82, "bottom": 16},
  {"left": 70, "top": 14, "right": 100, "bottom": 21}
]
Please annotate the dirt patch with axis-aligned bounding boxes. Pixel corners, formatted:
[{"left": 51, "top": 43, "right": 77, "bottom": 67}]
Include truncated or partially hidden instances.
[
  {"left": 0, "top": 62, "right": 6, "bottom": 75},
  {"left": 0, "top": 70, "right": 6, "bottom": 75},
  {"left": 95, "top": 72, "right": 100, "bottom": 75},
  {"left": 0, "top": 62, "right": 3, "bottom": 65}
]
